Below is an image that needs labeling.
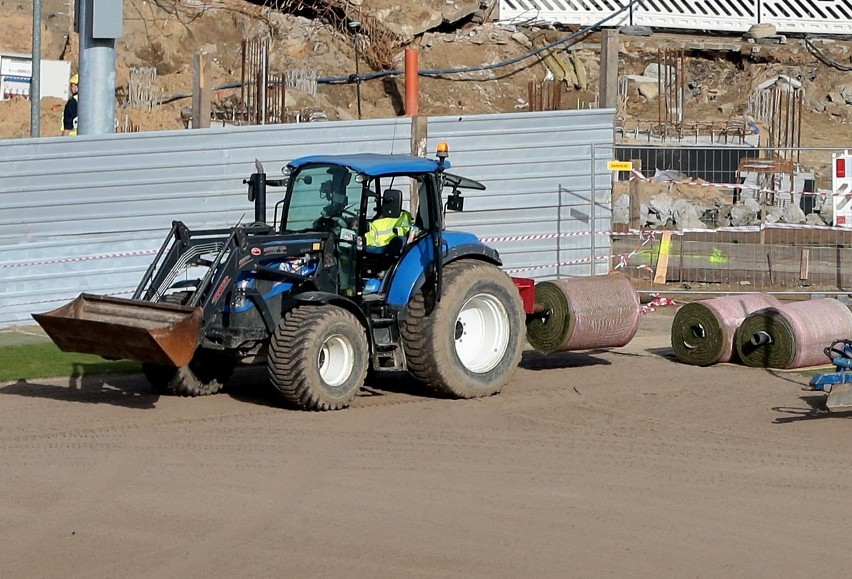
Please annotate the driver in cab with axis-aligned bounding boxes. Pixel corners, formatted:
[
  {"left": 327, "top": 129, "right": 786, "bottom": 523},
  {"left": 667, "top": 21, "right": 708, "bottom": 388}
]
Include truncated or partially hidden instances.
[{"left": 318, "top": 167, "right": 355, "bottom": 229}]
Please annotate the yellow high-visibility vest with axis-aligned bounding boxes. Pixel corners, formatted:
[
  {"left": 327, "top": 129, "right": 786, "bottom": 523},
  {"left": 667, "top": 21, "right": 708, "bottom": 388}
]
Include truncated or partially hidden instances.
[{"left": 365, "top": 211, "right": 412, "bottom": 247}]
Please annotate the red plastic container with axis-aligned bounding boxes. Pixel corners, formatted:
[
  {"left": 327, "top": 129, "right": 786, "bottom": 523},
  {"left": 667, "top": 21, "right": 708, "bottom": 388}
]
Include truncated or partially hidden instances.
[{"left": 511, "top": 277, "right": 536, "bottom": 314}]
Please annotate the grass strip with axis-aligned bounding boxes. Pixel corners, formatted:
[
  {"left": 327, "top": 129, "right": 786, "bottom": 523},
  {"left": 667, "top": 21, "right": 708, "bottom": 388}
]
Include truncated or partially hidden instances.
[{"left": 0, "top": 342, "right": 140, "bottom": 382}]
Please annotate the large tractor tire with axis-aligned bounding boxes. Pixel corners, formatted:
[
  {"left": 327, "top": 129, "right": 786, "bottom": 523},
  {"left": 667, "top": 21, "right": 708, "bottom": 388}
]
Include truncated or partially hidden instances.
[
  {"left": 267, "top": 305, "right": 369, "bottom": 411},
  {"left": 401, "top": 260, "right": 525, "bottom": 399},
  {"left": 140, "top": 290, "right": 234, "bottom": 396},
  {"left": 142, "top": 349, "right": 235, "bottom": 397}
]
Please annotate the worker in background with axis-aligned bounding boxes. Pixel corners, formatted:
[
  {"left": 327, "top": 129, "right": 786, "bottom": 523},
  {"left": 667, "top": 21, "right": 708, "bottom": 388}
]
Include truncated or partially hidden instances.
[{"left": 62, "top": 74, "right": 78, "bottom": 136}]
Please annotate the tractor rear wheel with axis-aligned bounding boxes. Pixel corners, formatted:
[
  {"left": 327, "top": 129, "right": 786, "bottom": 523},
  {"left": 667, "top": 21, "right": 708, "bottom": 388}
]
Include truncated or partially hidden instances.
[
  {"left": 401, "top": 260, "right": 525, "bottom": 399},
  {"left": 267, "top": 305, "right": 368, "bottom": 411},
  {"left": 142, "top": 349, "right": 235, "bottom": 397}
]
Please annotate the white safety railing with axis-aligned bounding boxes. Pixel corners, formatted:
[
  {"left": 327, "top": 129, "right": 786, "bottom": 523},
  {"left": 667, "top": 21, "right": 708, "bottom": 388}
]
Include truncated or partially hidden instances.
[
  {"left": 761, "top": 0, "right": 852, "bottom": 35},
  {"left": 499, "top": 0, "right": 630, "bottom": 28},
  {"left": 630, "top": 0, "right": 756, "bottom": 33},
  {"left": 499, "top": 0, "right": 851, "bottom": 35}
]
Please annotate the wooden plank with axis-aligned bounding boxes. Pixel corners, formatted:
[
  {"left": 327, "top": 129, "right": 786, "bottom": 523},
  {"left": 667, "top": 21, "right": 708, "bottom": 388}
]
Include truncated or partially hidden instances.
[
  {"left": 653, "top": 231, "right": 672, "bottom": 284},
  {"left": 599, "top": 29, "right": 619, "bottom": 109},
  {"left": 192, "top": 52, "right": 211, "bottom": 129},
  {"left": 800, "top": 248, "right": 810, "bottom": 281}
]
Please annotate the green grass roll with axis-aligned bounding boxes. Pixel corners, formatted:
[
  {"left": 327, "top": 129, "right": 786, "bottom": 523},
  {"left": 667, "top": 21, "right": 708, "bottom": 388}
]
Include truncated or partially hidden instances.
[
  {"left": 736, "top": 298, "right": 852, "bottom": 369},
  {"left": 670, "top": 293, "right": 781, "bottom": 366},
  {"left": 526, "top": 273, "right": 641, "bottom": 355}
]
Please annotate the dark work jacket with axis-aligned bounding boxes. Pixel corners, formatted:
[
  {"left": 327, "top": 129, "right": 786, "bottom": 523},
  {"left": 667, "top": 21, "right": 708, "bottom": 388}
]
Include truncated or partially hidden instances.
[{"left": 63, "top": 95, "right": 78, "bottom": 131}]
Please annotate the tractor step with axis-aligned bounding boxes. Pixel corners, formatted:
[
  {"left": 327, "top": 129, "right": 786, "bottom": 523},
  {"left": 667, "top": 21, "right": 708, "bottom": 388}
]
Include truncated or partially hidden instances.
[{"left": 373, "top": 344, "right": 405, "bottom": 371}]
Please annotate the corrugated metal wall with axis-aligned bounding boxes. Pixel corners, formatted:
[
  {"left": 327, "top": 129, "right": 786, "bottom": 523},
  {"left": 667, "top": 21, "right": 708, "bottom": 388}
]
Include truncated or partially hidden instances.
[{"left": 0, "top": 109, "right": 614, "bottom": 327}]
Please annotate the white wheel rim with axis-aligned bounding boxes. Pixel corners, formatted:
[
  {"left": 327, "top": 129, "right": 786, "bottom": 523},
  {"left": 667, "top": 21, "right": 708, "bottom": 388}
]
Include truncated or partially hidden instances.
[
  {"left": 317, "top": 334, "right": 354, "bottom": 387},
  {"left": 454, "top": 293, "right": 511, "bottom": 373}
]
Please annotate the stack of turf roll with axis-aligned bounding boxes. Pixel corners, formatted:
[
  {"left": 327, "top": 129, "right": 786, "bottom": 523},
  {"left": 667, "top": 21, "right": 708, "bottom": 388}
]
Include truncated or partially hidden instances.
[
  {"left": 736, "top": 298, "right": 852, "bottom": 369},
  {"left": 526, "top": 273, "right": 641, "bottom": 354},
  {"left": 670, "top": 293, "right": 782, "bottom": 366}
]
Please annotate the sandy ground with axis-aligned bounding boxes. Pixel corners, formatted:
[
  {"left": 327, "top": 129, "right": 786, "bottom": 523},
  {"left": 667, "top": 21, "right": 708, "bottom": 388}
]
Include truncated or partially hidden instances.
[{"left": 2, "top": 307, "right": 852, "bottom": 578}]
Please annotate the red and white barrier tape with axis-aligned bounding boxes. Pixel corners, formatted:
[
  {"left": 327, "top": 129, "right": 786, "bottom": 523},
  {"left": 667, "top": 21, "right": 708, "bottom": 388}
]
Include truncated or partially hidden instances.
[
  {"left": 479, "top": 230, "right": 624, "bottom": 244},
  {"left": 503, "top": 229, "right": 657, "bottom": 275},
  {"left": 8, "top": 290, "right": 135, "bottom": 310},
  {"left": 1, "top": 232, "right": 647, "bottom": 270},
  {"left": 641, "top": 293, "right": 677, "bottom": 315},
  {"left": 505, "top": 254, "right": 611, "bottom": 274},
  {"left": 0, "top": 249, "right": 158, "bottom": 270},
  {"left": 612, "top": 230, "right": 657, "bottom": 271}
]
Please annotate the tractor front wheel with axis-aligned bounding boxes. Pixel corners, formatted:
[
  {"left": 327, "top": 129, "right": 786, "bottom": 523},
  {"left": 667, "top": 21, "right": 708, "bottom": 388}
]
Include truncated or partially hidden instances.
[
  {"left": 267, "top": 305, "right": 368, "bottom": 411},
  {"left": 142, "top": 349, "right": 235, "bottom": 396},
  {"left": 402, "top": 260, "right": 525, "bottom": 399}
]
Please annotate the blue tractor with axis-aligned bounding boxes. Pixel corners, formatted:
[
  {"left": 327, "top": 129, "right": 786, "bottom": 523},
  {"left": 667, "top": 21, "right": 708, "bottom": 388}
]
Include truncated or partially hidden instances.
[{"left": 33, "top": 145, "right": 528, "bottom": 411}]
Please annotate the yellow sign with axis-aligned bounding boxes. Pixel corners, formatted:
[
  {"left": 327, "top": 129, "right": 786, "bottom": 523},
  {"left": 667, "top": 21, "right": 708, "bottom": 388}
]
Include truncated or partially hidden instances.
[{"left": 607, "top": 160, "right": 633, "bottom": 171}]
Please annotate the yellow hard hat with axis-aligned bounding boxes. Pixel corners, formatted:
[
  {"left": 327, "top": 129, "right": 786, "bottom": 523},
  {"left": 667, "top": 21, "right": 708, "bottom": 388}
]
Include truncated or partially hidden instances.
[{"left": 70, "top": 74, "right": 78, "bottom": 85}]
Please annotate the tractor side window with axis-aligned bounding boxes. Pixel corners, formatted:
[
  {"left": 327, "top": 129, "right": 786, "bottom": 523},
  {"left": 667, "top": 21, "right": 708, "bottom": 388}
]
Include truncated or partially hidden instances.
[{"left": 368, "top": 175, "right": 433, "bottom": 236}]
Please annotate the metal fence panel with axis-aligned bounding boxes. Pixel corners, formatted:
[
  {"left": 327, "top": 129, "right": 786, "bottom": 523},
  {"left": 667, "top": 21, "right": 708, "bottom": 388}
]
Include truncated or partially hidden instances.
[
  {"left": 608, "top": 144, "right": 852, "bottom": 293},
  {"left": 0, "top": 110, "right": 614, "bottom": 327},
  {"left": 430, "top": 111, "right": 614, "bottom": 278}
]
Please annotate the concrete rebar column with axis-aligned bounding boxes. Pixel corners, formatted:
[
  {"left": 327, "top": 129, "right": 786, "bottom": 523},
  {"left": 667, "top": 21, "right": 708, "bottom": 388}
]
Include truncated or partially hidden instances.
[{"left": 76, "top": 0, "right": 122, "bottom": 135}]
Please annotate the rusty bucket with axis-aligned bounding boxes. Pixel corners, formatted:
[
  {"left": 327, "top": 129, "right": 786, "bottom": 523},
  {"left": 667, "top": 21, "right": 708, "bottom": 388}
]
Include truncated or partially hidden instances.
[{"left": 32, "top": 294, "right": 202, "bottom": 367}]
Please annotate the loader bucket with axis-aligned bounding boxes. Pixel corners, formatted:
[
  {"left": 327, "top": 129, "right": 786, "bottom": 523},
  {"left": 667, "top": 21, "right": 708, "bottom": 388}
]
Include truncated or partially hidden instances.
[{"left": 32, "top": 293, "right": 202, "bottom": 367}]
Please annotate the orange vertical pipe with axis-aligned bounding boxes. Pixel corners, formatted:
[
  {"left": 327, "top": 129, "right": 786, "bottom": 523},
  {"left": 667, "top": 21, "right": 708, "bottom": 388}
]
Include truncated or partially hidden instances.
[{"left": 404, "top": 48, "right": 419, "bottom": 117}]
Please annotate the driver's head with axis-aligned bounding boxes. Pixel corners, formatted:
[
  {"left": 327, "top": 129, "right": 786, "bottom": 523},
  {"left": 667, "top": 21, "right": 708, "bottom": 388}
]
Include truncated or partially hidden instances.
[{"left": 322, "top": 167, "right": 351, "bottom": 213}]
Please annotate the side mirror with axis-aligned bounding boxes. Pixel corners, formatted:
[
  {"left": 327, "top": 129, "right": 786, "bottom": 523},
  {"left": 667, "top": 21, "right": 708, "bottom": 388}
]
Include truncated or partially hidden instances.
[
  {"left": 244, "top": 172, "right": 264, "bottom": 202},
  {"left": 446, "top": 192, "right": 464, "bottom": 212}
]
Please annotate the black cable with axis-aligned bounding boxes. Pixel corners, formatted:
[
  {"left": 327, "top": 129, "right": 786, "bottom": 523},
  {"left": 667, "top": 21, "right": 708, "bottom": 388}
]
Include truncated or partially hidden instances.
[
  {"left": 156, "top": 0, "right": 642, "bottom": 104},
  {"left": 321, "top": 0, "right": 643, "bottom": 83},
  {"left": 804, "top": 35, "right": 852, "bottom": 71}
]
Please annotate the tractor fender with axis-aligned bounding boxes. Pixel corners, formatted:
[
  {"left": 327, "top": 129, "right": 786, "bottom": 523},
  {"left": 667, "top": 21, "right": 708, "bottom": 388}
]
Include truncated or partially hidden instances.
[
  {"left": 386, "top": 231, "right": 501, "bottom": 307},
  {"left": 292, "top": 292, "right": 371, "bottom": 335}
]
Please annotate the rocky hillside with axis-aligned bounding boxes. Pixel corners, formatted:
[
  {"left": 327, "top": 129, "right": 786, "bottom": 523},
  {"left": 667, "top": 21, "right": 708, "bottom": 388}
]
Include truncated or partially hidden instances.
[{"left": 0, "top": 0, "right": 851, "bottom": 146}]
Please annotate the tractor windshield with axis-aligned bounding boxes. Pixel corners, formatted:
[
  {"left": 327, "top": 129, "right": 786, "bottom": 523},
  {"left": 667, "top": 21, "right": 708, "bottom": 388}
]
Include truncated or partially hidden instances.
[{"left": 283, "top": 164, "right": 362, "bottom": 231}]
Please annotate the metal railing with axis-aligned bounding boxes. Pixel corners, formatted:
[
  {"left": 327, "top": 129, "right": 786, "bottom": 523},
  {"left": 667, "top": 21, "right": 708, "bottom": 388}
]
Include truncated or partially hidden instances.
[{"left": 499, "top": 0, "right": 852, "bottom": 35}]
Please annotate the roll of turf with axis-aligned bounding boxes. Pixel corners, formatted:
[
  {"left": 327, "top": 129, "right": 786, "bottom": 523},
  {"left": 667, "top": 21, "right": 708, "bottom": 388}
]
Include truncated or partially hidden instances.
[
  {"left": 526, "top": 273, "right": 641, "bottom": 354},
  {"left": 736, "top": 298, "right": 852, "bottom": 369},
  {"left": 670, "top": 293, "right": 782, "bottom": 366}
]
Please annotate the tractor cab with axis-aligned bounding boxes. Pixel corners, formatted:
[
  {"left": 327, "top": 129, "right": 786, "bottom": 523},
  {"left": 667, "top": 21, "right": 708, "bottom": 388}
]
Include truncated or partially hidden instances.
[{"left": 271, "top": 151, "right": 453, "bottom": 298}]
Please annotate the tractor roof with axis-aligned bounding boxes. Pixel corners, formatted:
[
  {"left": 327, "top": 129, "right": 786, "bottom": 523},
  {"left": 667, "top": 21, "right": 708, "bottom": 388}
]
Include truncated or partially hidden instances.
[{"left": 287, "top": 153, "right": 450, "bottom": 177}]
